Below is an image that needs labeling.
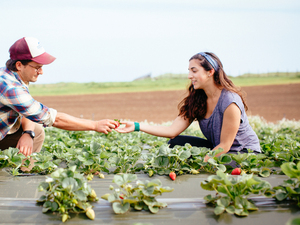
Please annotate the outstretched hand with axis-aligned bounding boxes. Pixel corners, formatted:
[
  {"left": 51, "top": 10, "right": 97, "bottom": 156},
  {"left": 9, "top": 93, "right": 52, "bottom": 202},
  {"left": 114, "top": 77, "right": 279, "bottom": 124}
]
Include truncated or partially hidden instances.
[
  {"left": 115, "top": 121, "right": 135, "bottom": 133},
  {"left": 95, "top": 119, "right": 120, "bottom": 134}
]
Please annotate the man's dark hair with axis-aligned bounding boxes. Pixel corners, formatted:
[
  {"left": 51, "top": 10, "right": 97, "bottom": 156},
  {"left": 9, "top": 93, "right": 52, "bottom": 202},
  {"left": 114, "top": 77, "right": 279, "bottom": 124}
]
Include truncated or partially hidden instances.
[{"left": 6, "top": 59, "right": 32, "bottom": 72}]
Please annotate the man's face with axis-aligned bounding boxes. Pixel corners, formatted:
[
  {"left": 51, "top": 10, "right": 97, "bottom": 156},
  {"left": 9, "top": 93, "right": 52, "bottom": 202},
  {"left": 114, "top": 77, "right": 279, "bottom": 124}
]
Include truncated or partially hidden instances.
[{"left": 16, "top": 61, "right": 43, "bottom": 84}]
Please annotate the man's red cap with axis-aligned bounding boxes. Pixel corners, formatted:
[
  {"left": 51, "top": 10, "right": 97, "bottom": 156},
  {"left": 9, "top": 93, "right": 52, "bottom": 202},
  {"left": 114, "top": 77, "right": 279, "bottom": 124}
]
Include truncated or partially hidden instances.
[{"left": 9, "top": 37, "right": 56, "bottom": 65}]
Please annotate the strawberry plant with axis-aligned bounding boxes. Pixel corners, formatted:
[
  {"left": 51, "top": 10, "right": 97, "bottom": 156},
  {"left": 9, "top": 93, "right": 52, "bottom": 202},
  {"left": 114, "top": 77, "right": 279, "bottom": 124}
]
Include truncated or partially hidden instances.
[
  {"left": 101, "top": 174, "right": 174, "bottom": 214},
  {"left": 143, "top": 144, "right": 231, "bottom": 177},
  {"left": 201, "top": 170, "right": 273, "bottom": 216},
  {"left": 272, "top": 162, "right": 300, "bottom": 207},
  {"left": 229, "top": 152, "right": 274, "bottom": 177},
  {"left": 65, "top": 140, "right": 118, "bottom": 176},
  {"left": 0, "top": 148, "right": 25, "bottom": 169},
  {"left": 37, "top": 166, "right": 98, "bottom": 222}
]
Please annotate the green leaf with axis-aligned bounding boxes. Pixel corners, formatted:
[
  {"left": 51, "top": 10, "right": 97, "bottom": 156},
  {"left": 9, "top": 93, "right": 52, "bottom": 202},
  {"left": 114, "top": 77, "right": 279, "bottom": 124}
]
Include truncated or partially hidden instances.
[
  {"left": 201, "top": 180, "right": 214, "bottom": 191},
  {"left": 219, "top": 154, "right": 232, "bottom": 164},
  {"left": 143, "top": 186, "right": 155, "bottom": 196},
  {"left": 134, "top": 202, "right": 144, "bottom": 211},
  {"left": 190, "top": 147, "right": 201, "bottom": 155},
  {"left": 62, "top": 177, "right": 78, "bottom": 191},
  {"left": 286, "top": 217, "right": 300, "bottom": 225},
  {"left": 51, "top": 168, "right": 64, "bottom": 179},
  {"left": 75, "top": 190, "right": 87, "bottom": 201},
  {"left": 225, "top": 205, "right": 235, "bottom": 214},
  {"left": 246, "top": 201, "right": 258, "bottom": 211},
  {"left": 179, "top": 150, "right": 191, "bottom": 160},
  {"left": 154, "top": 156, "right": 169, "bottom": 167},
  {"left": 113, "top": 174, "right": 137, "bottom": 186},
  {"left": 217, "top": 196, "right": 230, "bottom": 207},
  {"left": 146, "top": 179, "right": 162, "bottom": 187},
  {"left": 204, "top": 194, "right": 218, "bottom": 203},
  {"left": 112, "top": 202, "right": 130, "bottom": 214},
  {"left": 216, "top": 164, "right": 227, "bottom": 172},
  {"left": 159, "top": 187, "right": 174, "bottom": 193},
  {"left": 148, "top": 205, "right": 160, "bottom": 213},
  {"left": 214, "top": 205, "right": 225, "bottom": 215},
  {"left": 259, "top": 168, "right": 271, "bottom": 177},
  {"left": 143, "top": 198, "right": 156, "bottom": 206},
  {"left": 281, "top": 162, "right": 300, "bottom": 179},
  {"left": 37, "top": 195, "right": 47, "bottom": 203},
  {"left": 275, "top": 189, "right": 288, "bottom": 201}
]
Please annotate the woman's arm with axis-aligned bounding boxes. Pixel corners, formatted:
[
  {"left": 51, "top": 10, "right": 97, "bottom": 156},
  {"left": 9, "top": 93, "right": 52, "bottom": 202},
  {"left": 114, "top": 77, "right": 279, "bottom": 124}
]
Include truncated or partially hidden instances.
[
  {"left": 116, "top": 116, "right": 191, "bottom": 139},
  {"left": 204, "top": 103, "right": 241, "bottom": 161}
]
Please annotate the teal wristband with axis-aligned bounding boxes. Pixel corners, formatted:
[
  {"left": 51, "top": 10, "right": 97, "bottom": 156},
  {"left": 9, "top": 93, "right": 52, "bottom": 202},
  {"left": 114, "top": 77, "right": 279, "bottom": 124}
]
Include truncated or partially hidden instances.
[{"left": 134, "top": 122, "right": 140, "bottom": 131}]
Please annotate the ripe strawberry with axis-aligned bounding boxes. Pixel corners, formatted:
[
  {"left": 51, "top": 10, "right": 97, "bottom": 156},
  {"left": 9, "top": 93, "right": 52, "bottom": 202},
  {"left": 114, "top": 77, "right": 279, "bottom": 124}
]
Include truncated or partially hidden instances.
[
  {"left": 169, "top": 172, "right": 176, "bottom": 181},
  {"left": 114, "top": 119, "right": 120, "bottom": 128},
  {"left": 231, "top": 168, "right": 241, "bottom": 175}
]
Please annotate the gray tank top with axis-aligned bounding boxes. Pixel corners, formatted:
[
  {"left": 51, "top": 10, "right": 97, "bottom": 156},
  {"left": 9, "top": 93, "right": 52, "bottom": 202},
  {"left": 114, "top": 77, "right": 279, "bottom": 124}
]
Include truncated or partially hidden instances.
[{"left": 199, "top": 89, "right": 261, "bottom": 153}]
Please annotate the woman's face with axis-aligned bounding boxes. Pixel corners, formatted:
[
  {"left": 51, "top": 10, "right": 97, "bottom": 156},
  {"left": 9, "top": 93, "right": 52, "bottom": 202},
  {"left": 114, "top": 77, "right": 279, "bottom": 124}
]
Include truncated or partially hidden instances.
[{"left": 188, "top": 59, "right": 211, "bottom": 90}]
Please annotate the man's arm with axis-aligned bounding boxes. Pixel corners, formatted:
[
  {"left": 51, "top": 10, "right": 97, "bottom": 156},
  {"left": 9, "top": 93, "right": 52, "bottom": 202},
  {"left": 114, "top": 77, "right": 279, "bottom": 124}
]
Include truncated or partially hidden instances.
[
  {"left": 17, "top": 117, "right": 35, "bottom": 156},
  {"left": 52, "top": 112, "right": 118, "bottom": 134}
]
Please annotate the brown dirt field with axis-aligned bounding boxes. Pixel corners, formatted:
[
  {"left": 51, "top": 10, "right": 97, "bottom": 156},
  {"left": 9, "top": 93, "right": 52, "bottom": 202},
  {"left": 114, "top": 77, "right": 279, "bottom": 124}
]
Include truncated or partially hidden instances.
[{"left": 34, "top": 83, "right": 300, "bottom": 124}]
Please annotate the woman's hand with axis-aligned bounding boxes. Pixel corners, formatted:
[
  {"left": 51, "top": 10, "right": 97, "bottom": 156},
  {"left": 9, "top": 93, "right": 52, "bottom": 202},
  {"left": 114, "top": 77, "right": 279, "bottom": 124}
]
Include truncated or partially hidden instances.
[
  {"left": 115, "top": 121, "right": 135, "bottom": 133},
  {"left": 203, "top": 155, "right": 210, "bottom": 162}
]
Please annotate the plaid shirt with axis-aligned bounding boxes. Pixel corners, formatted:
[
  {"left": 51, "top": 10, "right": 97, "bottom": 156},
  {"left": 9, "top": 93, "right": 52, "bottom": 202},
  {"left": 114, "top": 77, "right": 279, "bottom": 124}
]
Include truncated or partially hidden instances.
[{"left": 0, "top": 67, "right": 57, "bottom": 140}]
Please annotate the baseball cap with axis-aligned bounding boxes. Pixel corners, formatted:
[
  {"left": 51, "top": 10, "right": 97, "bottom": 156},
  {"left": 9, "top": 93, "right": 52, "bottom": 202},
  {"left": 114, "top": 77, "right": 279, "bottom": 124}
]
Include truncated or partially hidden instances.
[{"left": 9, "top": 37, "right": 56, "bottom": 65}]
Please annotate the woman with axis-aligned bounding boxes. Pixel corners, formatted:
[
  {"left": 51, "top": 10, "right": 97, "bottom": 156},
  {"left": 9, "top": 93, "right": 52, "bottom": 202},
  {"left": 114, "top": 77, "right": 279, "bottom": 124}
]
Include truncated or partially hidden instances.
[{"left": 116, "top": 52, "right": 261, "bottom": 162}]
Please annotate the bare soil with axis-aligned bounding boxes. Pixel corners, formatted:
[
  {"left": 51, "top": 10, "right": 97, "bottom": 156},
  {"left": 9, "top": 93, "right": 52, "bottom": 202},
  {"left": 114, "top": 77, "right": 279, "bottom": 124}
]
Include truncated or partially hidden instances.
[{"left": 34, "top": 83, "right": 300, "bottom": 124}]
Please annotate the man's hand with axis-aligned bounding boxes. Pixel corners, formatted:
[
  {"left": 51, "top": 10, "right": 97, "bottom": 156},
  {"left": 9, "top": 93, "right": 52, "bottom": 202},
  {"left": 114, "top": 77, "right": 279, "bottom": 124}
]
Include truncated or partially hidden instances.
[
  {"left": 95, "top": 119, "right": 120, "bottom": 134},
  {"left": 17, "top": 134, "right": 34, "bottom": 157}
]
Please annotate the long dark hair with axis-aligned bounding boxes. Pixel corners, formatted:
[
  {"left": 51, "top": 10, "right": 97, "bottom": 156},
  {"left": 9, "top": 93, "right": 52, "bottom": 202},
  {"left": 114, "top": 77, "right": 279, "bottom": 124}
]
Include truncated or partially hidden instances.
[{"left": 178, "top": 52, "right": 248, "bottom": 123}]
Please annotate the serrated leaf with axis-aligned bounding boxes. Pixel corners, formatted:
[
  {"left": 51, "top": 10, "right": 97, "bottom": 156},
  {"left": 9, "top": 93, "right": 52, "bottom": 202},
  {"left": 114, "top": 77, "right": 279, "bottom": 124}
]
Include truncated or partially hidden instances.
[
  {"left": 112, "top": 202, "right": 130, "bottom": 214},
  {"left": 214, "top": 205, "right": 225, "bottom": 215}
]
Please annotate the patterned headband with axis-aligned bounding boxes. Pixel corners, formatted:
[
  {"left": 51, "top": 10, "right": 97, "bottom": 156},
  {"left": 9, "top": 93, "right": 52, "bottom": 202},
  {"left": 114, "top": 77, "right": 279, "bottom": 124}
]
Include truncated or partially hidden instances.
[{"left": 198, "top": 52, "right": 219, "bottom": 71}]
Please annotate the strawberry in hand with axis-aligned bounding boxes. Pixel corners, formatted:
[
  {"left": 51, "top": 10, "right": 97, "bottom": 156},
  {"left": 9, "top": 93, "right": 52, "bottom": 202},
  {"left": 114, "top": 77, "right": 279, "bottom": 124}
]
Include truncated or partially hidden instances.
[{"left": 114, "top": 119, "right": 120, "bottom": 129}]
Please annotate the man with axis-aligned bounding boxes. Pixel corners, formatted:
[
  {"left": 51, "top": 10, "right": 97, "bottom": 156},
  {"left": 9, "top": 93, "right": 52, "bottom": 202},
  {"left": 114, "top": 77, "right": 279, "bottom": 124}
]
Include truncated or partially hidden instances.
[{"left": 0, "top": 37, "right": 118, "bottom": 169}]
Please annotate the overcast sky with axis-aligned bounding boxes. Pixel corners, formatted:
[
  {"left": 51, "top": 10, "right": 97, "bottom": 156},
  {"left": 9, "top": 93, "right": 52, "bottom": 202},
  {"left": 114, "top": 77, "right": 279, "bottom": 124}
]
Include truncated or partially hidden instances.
[{"left": 0, "top": 0, "right": 299, "bottom": 84}]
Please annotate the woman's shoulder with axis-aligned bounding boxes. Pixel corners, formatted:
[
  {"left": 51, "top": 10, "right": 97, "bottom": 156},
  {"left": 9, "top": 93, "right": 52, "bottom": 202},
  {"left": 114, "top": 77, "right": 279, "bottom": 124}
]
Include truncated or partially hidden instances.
[{"left": 219, "top": 89, "right": 243, "bottom": 111}]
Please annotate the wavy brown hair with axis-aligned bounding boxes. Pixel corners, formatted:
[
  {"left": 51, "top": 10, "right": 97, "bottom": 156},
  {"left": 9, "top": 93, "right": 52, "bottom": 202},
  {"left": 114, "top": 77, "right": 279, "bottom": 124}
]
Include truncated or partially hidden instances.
[{"left": 178, "top": 52, "right": 248, "bottom": 123}]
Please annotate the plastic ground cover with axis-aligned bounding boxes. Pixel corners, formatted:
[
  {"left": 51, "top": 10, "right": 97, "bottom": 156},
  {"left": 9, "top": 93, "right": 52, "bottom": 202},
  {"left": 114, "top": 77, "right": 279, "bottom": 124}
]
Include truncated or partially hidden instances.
[{"left": 0, "top": 169, "right": 300, "bottom": 225}]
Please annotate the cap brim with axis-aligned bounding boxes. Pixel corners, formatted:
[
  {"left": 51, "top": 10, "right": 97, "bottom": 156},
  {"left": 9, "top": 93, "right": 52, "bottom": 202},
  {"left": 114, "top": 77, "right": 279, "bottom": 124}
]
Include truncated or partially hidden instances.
[{"left": 32, "top": 52, "right": 56, "bottom": 65}]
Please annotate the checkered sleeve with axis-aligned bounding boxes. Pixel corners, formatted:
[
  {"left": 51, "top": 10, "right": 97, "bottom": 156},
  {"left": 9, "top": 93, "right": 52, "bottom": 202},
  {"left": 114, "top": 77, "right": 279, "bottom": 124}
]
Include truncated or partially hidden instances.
[{"left": 1, "top": 85, "right": 57, "bottom": 127}]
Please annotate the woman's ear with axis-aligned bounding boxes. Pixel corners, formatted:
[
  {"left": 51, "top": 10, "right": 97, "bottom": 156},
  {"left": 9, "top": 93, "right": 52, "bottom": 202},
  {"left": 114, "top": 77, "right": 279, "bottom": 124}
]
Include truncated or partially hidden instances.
[{"left": 209, "top": 68, "right": 215, "bottom": 77}]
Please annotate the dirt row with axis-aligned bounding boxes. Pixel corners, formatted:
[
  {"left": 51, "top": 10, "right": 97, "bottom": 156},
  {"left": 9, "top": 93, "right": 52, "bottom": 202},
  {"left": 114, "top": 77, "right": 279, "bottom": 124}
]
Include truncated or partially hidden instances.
[{"left": 34, "top": 83, "right": 300, "bottom": 124}]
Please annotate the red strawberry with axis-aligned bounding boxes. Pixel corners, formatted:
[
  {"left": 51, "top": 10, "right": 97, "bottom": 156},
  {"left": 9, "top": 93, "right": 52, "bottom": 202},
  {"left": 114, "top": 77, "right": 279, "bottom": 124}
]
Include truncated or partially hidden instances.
[
  {"left": 114, "top": 119, "right": 120, "bottom": 128},
  {"left": 169, "top": 172, "right": 176, "bottom": 181},
  {"left": 231, "top": 168, "right": 241, "bottom": 175}
]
